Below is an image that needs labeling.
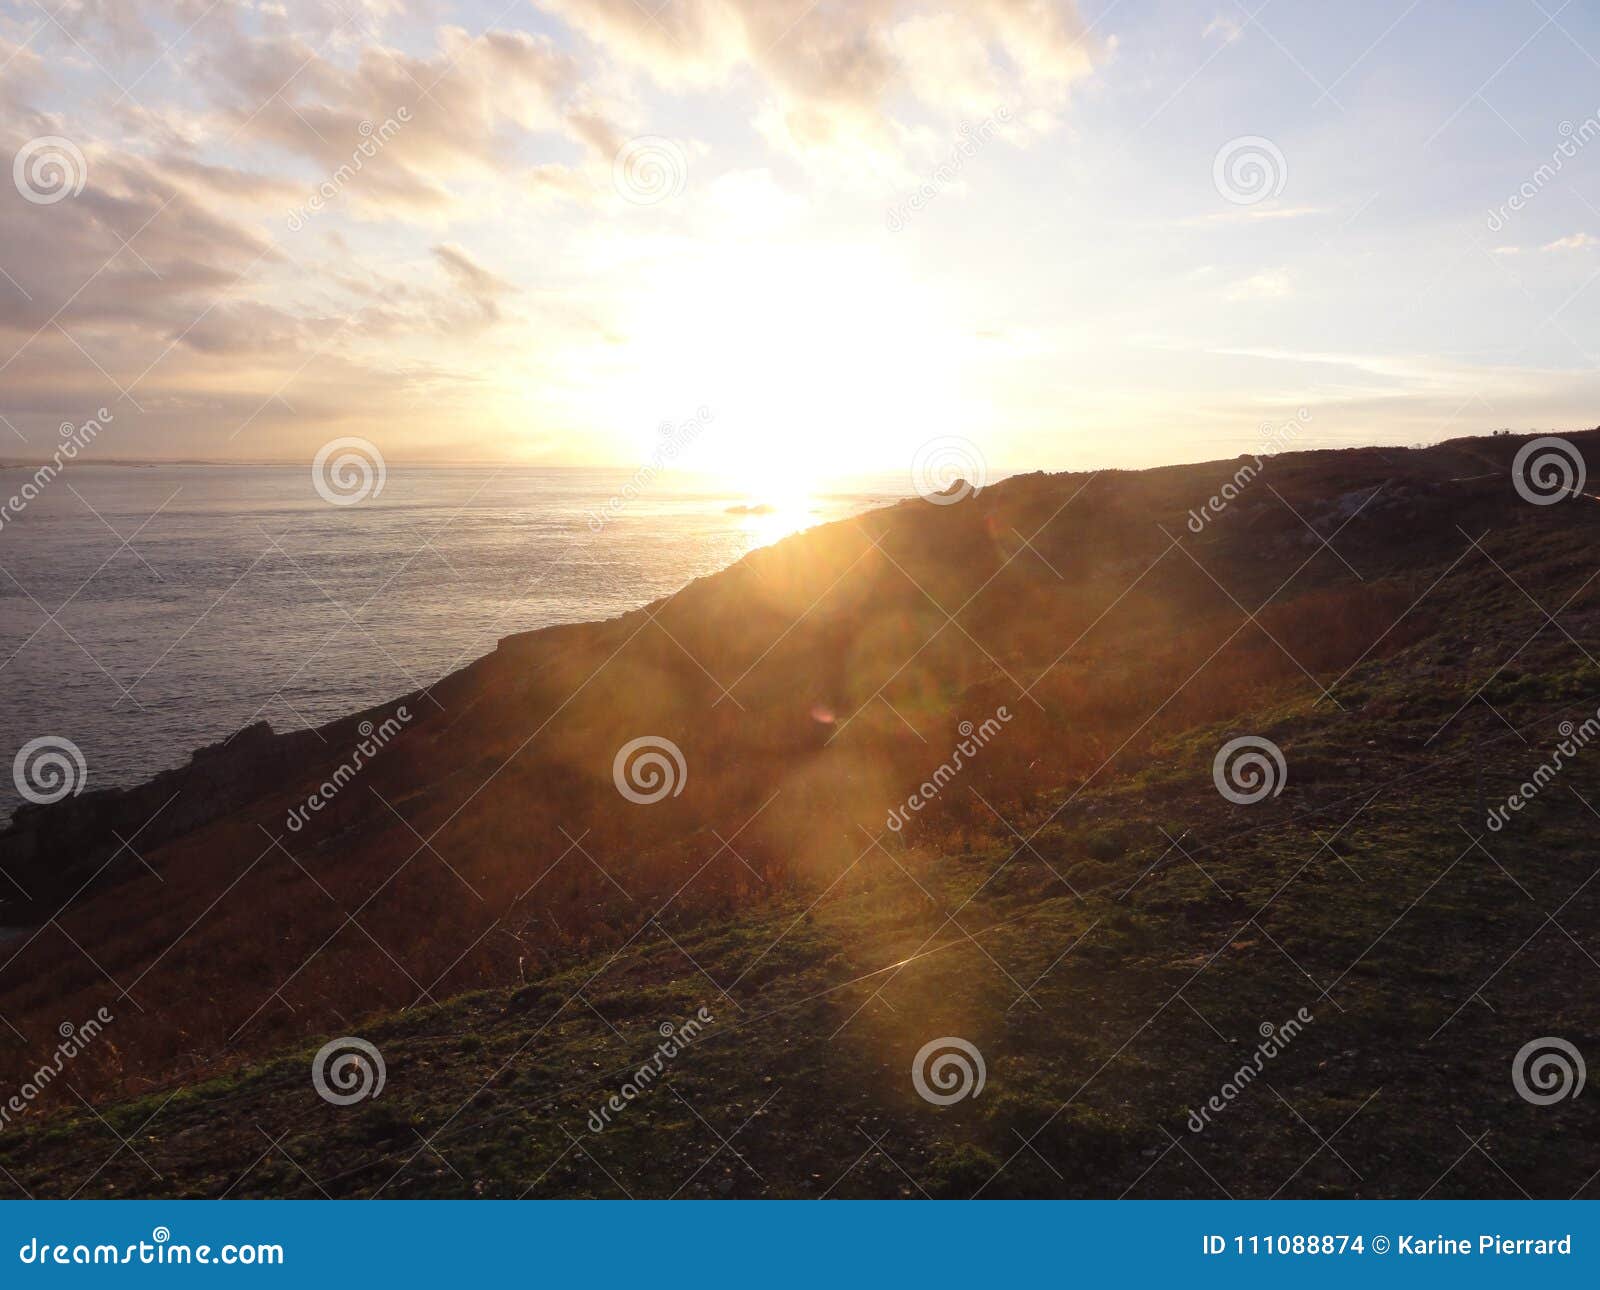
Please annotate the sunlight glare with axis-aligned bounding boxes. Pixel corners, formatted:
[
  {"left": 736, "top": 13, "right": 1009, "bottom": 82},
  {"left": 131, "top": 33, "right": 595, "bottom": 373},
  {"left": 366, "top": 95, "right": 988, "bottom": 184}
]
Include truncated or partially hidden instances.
[{"left": 611, "top": 241, "right": 976, "bottom": 479}]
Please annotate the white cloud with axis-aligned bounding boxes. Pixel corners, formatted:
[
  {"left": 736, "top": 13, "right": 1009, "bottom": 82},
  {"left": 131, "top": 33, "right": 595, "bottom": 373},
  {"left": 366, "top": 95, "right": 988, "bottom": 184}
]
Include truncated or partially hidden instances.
[
  {"left": 1170, "top": 205, "right": 1327, "bottom": 227},
  {"left": 1204, "top": 14, "right": 1244, "bottom": 43},
  {"left": 532, "top": 0, "right": 1097, "bottom": 170},
  {"left": 1224, "top": 270, "right": 1292, "bottom": 301},
  {"left": 1542, "top": 232, "right": 1598, "bottom": 252}
]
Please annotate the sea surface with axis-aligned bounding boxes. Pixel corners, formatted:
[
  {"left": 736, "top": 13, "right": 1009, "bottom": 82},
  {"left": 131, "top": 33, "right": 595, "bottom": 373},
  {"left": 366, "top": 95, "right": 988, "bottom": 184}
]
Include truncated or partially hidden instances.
[{"left": 0, "top": 465, "right": 913, "bottom": 821}]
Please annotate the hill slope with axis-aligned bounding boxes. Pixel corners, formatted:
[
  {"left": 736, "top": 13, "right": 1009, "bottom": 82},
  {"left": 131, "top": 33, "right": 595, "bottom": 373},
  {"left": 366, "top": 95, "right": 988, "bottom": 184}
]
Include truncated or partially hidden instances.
[{"left": 2, "top": 430, "right": 1598, "bottom": 1198}]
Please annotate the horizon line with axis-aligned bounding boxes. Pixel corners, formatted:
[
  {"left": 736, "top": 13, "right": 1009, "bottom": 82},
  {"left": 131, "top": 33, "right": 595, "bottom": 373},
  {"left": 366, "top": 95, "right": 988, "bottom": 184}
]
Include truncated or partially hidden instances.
[{"left": 1, "top": 425, "right": 1592, "bottom": 474}]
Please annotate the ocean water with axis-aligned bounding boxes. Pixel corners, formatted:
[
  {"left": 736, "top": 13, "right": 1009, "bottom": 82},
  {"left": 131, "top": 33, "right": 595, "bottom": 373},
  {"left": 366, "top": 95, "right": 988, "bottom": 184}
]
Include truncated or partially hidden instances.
[{"left": 0, "top": 465, "right": 911, "bottom": 821}]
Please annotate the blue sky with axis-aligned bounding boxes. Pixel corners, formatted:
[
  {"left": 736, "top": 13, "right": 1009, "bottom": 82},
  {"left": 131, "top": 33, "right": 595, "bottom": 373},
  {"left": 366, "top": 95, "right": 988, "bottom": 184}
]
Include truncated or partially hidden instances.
[{"left": 2, "top": 0, "right": 1598, "bottom": 478}]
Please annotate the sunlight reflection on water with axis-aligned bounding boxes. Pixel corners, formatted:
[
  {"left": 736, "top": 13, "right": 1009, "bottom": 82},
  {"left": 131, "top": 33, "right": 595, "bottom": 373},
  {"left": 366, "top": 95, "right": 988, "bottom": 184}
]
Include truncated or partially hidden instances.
[{"left": 0, "top": 465, "right": 910, "bottom": 815}]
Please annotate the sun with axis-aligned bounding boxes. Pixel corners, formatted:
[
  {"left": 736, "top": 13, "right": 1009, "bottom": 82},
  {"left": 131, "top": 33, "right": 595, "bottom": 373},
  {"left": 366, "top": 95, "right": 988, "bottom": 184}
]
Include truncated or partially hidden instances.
[{"left": 603, "top": 236, "right": 975, "bottom": 484}]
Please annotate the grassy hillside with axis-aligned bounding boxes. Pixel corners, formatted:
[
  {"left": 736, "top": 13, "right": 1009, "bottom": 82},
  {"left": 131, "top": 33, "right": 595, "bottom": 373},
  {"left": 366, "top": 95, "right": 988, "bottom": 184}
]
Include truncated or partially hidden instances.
[{"left": 2, "top": 430, "right": 1597, "bottom": 1198}]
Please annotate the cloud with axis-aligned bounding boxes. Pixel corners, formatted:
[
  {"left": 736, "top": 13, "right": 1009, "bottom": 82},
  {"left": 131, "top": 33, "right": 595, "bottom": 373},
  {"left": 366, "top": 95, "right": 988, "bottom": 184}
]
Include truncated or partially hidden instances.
[
  {"left": 1204, "top": 14, "right": 1244, "bottom": 43},
  {"left": 0, "top": 36, "right": 47, "bottom": 110},
  {"left": 432, "top": 243, "right": 515, "bottom": 325},
  {"left": 0, "top": 9, "right": 646, "bottom": 458},
  {"left": 532, "top": 0, "right": 1097, "bottom": 168},
  {"left": 2, "top": 2, "right": 1098, "bottom": 461},
  {"left": 1169, "top": 205, "right": 1327, "bottom": 227},
  {"left": 0, "top": 130, "right": 282, "bottom": 341},
  {"left": 1195, "top": 345, "right": 1459, "bottom": 388},
  {"left": 1224, "top": 270, "right": 1291, "bottom": 302},
  {"left": 1542, "top": 232, "right": 1598, "bottom": 252},
  {"left": 206, "top": 26, "right": 621, "bottom": 216}
]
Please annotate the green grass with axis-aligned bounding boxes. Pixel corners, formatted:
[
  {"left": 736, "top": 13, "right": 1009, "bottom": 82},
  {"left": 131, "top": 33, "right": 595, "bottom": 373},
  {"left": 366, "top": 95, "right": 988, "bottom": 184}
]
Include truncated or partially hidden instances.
[
  {"left": 4, "top": 437, "right": 1598, "bottom": 1199},
  {"left": 4, "top": 642, "right": 1596, "bottom": 1198}
]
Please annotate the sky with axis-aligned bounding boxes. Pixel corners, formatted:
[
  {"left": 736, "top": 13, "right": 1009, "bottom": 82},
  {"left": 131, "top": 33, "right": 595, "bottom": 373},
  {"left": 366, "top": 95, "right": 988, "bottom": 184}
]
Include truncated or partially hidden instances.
[{"left": 2, "top": 0, "right": 1600, "bottom": 479}]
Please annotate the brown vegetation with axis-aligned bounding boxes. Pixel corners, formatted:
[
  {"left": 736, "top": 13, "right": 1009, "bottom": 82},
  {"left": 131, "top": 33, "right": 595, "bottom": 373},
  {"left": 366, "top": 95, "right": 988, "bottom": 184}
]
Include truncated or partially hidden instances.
[{"left": 0, "top": 430, "right": 1592, "bottom": 1117}]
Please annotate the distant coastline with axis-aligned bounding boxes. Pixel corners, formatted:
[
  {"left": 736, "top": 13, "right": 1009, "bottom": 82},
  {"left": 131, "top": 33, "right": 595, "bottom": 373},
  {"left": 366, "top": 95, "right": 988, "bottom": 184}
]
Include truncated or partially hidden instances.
[{"left": 0, "top": 458, "right": 624, "bottom": 469}]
